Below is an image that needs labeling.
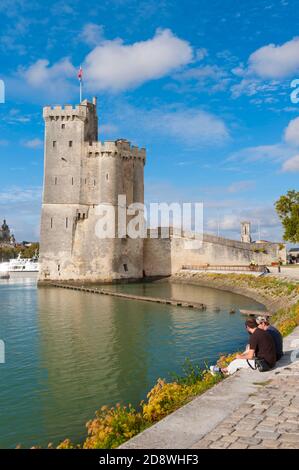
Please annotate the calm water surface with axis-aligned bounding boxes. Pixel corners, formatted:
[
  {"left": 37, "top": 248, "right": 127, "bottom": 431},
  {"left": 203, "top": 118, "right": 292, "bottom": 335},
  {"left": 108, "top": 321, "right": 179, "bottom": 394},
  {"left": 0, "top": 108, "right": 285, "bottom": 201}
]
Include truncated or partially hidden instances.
[{"left": 0, "top": 275, "right": 265, "bottom": 448}]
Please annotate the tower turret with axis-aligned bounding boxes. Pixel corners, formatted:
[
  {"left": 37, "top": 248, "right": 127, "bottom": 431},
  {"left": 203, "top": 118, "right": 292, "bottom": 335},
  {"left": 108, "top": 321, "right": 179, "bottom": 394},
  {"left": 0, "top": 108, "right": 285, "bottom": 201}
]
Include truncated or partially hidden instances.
[{"left": 241, "top": 221, "right": 252, "bottom": 243}]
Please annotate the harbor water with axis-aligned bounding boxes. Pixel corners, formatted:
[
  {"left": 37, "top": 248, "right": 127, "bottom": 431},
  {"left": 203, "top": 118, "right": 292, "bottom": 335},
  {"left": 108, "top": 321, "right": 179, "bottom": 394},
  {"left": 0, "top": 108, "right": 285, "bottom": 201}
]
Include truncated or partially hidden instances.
[{"left": 0, "top": 275, "right": 265, "bottom": 448}]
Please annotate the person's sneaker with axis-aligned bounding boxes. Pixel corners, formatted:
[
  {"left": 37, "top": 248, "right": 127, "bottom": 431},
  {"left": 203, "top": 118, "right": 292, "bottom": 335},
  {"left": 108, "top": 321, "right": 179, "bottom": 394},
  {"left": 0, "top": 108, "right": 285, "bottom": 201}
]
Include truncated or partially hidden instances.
[{"left": 209, "top": 365, "right": 221, "bottom": 376}]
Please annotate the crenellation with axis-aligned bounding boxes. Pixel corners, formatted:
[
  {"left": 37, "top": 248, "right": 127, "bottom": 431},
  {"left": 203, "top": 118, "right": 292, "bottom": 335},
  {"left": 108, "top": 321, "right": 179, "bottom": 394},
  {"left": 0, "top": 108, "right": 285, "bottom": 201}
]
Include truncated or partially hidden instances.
[{"left": 82, "top": 140, "right": 145, "bottom": 162}]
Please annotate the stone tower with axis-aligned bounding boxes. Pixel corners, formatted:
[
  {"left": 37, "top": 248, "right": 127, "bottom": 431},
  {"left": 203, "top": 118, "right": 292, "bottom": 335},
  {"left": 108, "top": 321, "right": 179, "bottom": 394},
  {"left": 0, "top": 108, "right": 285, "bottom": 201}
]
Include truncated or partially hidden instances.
[
  {"left": 240, "top": 221, "right": 251, "bottom": 243},
  {"left": 39, "top": 99, "right": 146, "bottom": 282}
]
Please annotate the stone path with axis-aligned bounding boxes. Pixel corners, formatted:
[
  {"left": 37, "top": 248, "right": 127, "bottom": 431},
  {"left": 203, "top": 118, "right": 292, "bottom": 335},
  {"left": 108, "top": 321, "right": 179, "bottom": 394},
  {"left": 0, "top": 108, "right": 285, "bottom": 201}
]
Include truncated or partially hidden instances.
[
  {"left": 274, "top": 267, "right": 299, "bottom": 281},
  {"left": 192, "top": 361, "right": 299, "bottom": 449}
]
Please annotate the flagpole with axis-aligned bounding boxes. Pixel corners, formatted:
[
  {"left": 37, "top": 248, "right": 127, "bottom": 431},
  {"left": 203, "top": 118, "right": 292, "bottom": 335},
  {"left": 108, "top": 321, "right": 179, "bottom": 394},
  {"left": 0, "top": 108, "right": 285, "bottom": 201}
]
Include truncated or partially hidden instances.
[{"left": 78, "top": 65, "right": 83, "bottom": 103}]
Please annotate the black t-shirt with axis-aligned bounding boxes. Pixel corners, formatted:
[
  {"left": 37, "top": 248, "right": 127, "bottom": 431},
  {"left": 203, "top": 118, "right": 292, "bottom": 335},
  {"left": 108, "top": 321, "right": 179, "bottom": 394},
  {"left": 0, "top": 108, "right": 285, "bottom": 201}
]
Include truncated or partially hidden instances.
[
  {"left": 249, "top": 328, "right": 276, "bottom": 368},
  {"left": 267, "top": 326, "right": 283, "bottom": 360}
]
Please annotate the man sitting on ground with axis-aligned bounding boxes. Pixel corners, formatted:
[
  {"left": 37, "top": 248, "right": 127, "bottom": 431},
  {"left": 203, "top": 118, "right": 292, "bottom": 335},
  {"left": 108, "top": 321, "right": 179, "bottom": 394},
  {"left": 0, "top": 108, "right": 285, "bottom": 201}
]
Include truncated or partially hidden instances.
[
  {"left": 256, "top": 315, "right": 283, "bottom": 361},
  {"left": 210, "top": 318, "right": 276, "bottom": 375}
]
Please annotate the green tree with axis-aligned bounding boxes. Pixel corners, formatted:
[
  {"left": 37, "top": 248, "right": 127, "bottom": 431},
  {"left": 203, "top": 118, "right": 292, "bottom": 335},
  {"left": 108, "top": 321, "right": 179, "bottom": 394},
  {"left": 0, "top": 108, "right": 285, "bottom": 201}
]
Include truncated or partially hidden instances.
[{"left": 275, "top": 190, "right": 299, "bottom": 243}]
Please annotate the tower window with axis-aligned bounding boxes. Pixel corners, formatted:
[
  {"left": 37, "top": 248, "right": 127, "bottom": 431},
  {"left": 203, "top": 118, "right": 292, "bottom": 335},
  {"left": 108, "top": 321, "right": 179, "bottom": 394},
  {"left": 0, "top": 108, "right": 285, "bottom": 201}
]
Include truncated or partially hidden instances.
[
  {"left": 53, "top": 141, "right": 56, "bottom": 148},
  {"left": 69, "top": 141, "right": 72, "bottom": 147},
  {"left": 54, "top": 177, "right": 57, "bottom": 185},
  {"left": 61, "top": 124, "right": 65, "bottom": 129},
  {"left": 106, "top": 173, "right": 109, "bottom": 181},
  {"left": 123, "top": 264, "right": 128, "bottom": 272},
  {"left": 71, "top": 177, "right": 74, "bottom": 185},
  {"left": 50, "top": 217, "right": 53, "bottom": 228},
  {"left": 66, "top": 217, "right": 68, "bottom": 229}
]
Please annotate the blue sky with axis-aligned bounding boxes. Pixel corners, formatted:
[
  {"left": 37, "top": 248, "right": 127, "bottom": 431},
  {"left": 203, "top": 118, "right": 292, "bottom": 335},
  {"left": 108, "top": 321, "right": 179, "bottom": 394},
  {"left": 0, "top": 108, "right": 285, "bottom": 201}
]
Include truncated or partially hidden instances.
[{"left": 0, "top": 0, "right": 299, "bottom": 241}]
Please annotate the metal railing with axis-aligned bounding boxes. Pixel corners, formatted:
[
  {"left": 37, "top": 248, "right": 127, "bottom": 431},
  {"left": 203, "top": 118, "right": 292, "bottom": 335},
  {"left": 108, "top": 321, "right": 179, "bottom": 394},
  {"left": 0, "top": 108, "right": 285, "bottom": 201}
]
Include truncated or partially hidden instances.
[{"left": 181, "top": 264, "right": 265, "bottom": 272}]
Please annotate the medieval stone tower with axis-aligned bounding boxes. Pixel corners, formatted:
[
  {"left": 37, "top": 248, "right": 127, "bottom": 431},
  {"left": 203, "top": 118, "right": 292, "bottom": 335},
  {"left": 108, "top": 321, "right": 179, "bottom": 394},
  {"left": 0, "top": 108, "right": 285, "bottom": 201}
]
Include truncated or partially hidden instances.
[{"left": 39, "top": 99, "right": 146, "bottom": 282}]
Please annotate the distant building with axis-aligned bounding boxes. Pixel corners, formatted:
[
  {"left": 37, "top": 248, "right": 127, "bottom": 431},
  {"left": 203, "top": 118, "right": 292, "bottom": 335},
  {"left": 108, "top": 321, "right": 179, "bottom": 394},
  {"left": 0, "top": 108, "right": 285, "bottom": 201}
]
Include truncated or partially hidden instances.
[
  {"left": 288, "top": 247, "right": 299, "bottom": 263},
  {"left": 0, "top": 219, "right": 15, "bottom": 246}
]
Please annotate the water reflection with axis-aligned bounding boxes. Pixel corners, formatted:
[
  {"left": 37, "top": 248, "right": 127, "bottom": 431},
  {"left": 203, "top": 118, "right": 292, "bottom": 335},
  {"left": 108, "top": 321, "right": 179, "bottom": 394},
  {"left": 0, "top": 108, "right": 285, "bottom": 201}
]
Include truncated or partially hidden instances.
[{"left": 0, "top": 278, "right": 264, "bottom": 448}]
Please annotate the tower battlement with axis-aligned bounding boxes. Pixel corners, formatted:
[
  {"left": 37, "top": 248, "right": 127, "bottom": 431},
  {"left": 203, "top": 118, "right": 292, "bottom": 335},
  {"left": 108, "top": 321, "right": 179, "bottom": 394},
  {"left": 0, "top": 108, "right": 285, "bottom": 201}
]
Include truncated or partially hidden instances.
[
  {"left": 84, "top": 140, "right": 146, "bottom": 162},
  {"left": 43, "top": 99, "right": 97, "bottom": 121}
]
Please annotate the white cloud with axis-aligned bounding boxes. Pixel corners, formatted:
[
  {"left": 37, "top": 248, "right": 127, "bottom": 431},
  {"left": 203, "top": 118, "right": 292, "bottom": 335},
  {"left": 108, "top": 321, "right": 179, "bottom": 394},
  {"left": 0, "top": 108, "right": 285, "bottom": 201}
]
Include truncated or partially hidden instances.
[
  {"left": 248, "top": 37, "right": 299, "bottom": 79},
  {"left": 227, "top": 180, "right": 255, "bottom": 193},
  {"left": 0, "top": 186, "right": 42, "bottom": 203},
  {"left": 6, "top": 57, "right": 76, "bottom": 103},
  {"left": 81, "top": 23, "right": 104, "bottom": 46},
  {"left": 22, "top": 58, "right": 75, "bottom": 87},
  {"left": 284, "top": 116, "right": 299, "bottom": 146},
  {"left": 231, "top": 37, "right": 299, "bottom": 99},
  {"left": 207, "top": 213, "right": 240, "bottom": 231},
  {"left": 84, "top": 29, "right": 193, "bottom": 91},
  {"left": 227, "top": 143, "right": 293, "bottom": 163},
  {"left": 150, "top": 109, "right": 229, "bottom": 145},
  {"left": 231, "top": 77, "right": 280, "bottom": 99},
  {"left": 23, "top": 138, "right": 43, "bottom": 149},
  {"left": 195, "top": 48, "right": 208, "bottom": 60},
  {"left": 282, "top": 154, "right": 299, "bottom": 172},
  {"left": 118, "top": 104, "right": 230, "bottom": 146}
]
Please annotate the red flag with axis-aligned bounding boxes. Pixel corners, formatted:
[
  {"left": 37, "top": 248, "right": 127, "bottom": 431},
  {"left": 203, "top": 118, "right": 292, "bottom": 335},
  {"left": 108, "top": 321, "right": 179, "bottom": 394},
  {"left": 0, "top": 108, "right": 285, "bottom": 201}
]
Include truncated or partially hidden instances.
[{"left": 78, "top": 66, "right": 83, "bottom": 81}]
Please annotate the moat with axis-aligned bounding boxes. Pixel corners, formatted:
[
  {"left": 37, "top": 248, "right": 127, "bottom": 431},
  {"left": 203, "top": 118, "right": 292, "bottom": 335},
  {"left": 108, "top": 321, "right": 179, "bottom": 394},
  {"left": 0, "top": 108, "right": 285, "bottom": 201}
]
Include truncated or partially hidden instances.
[{"left": 0, "top": 275, "right": 265, "bottom": 448}]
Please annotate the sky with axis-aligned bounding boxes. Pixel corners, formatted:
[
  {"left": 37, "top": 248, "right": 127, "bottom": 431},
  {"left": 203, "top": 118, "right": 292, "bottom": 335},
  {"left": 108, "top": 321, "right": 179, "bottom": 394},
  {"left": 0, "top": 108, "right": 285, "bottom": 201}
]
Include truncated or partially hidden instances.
[{"left": 0, "top": 0, "right": 298, "bottom": 242}]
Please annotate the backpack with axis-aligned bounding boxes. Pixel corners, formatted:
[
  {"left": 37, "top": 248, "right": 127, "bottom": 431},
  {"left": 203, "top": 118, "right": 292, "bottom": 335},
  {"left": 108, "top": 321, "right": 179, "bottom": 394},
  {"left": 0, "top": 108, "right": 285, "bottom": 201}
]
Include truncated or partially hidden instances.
[{"left": 247, "top": 358, "right": 271, "bottom": 372}]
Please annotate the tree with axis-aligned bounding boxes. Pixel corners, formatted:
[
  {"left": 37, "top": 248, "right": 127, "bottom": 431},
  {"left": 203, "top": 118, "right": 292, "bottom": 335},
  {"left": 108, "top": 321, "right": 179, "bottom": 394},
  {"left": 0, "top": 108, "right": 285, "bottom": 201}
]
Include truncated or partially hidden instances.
[{"left": 275, "top": 190, "right": 299, "bottom": 243}]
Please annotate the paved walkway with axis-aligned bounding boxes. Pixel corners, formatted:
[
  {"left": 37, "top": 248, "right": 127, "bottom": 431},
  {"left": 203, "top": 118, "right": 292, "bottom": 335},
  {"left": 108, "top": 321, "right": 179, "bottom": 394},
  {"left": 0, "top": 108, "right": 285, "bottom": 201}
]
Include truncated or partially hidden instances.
[
  {"left": 273, "top": 266, "right": 299, "bottom": 281},
  {"left": 192, "top": 362, "right": 299, "bottom": 449},
  {"left": 121, "top": 326, "right": 299, "bottom": 449}
]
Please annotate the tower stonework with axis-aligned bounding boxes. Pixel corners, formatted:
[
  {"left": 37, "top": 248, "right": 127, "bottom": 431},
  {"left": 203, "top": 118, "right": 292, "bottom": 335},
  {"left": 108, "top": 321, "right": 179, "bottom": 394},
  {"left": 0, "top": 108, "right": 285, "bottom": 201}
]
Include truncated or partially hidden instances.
[
  {"left": 39, "top": 99, "right": 146, "bottom": 282},
  {"left": 240, "top": 221, "right": 251, "bottom": 243}
]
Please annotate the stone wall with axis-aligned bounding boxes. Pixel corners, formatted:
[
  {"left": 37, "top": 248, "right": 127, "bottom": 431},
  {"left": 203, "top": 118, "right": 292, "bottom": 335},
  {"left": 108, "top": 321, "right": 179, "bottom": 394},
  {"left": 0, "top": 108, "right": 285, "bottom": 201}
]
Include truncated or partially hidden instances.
[{"left": 143, "top": 232, "right": 286, "bottom": 277}]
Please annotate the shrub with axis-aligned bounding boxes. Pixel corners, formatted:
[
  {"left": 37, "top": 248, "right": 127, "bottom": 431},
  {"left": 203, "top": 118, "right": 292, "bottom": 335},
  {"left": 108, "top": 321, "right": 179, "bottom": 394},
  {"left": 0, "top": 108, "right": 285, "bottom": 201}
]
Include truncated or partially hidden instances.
[{"left": 83, "top": 404, "right": 146, "bottom": 449}]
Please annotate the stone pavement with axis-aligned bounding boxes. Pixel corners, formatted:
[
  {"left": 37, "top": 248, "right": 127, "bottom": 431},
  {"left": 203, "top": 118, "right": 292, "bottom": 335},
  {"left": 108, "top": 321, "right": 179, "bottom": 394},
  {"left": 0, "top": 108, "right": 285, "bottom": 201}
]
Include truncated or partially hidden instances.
[
  {"left": 192, "top": 362, "right": 299, "bottom": 449},
  {"left": 274, "top": 267, "right": 299, "bottom": 281}
]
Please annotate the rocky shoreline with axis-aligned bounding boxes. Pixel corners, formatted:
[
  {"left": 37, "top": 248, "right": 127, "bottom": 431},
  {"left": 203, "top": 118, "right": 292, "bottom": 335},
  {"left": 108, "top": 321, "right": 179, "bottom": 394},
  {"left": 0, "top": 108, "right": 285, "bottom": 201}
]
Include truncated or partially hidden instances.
[{"left": 169, "top": 272, "right": 299, "bottom": 313}]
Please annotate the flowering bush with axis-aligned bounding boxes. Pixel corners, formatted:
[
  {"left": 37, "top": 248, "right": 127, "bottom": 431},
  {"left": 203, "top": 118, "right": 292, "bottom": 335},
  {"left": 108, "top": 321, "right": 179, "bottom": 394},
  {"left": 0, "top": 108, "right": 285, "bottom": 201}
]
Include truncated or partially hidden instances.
[
  {"left": 83, "top": 404, "right": 146, "bottom": 449},
  {"left": 273, "top": 301, "right": 299, "bottom": 337}
]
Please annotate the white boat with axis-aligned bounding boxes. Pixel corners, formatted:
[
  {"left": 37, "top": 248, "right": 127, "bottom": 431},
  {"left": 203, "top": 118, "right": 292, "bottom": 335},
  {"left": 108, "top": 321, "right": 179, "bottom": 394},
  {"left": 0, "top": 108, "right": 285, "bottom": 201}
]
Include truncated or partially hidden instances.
[
  {"left": 0, "top": 263, "right": 10, "bottom": 279},
  {"left": 0, "top": 254, "right": 39, "bottom": 273}
]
